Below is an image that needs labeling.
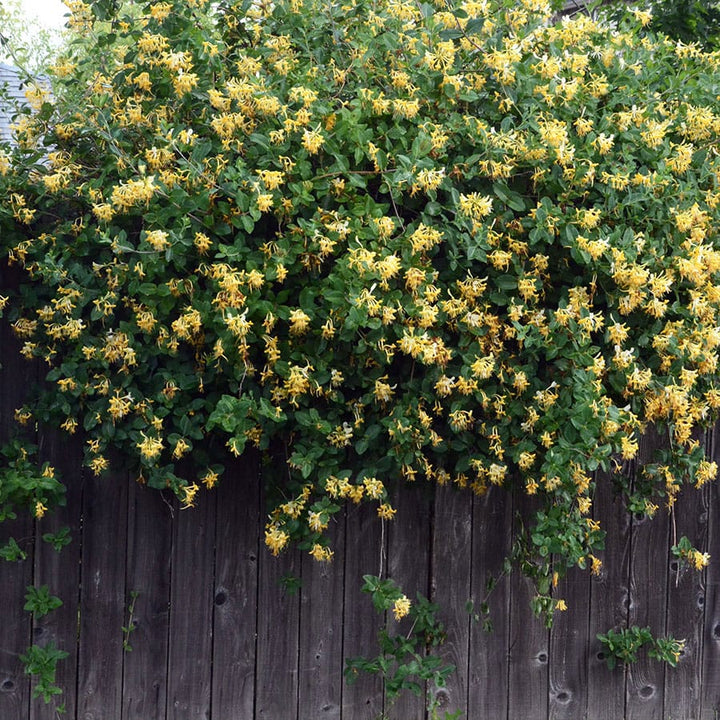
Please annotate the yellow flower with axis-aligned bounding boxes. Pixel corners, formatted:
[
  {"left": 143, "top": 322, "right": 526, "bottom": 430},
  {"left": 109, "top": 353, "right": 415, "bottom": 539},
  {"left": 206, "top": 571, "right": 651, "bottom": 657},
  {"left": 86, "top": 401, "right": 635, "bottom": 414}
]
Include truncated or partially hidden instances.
[
  {"left": 620, "top": 434, "right": 638, "bottom": 460},
  {"left": 257, "top": 193, "right": 274, "bottom": 212},
  {"left": 61, "top": 417, "right": 78, "bottom": 434},
  {"left": 289, "top": 308, "right": 311, "bottom": 335},
  {"left": 555, "top": 599, "right": 568, "bottom": 611},
  {"left": 518, "top": 452, "right": 535, "bottom": 471},
  {"left": 265, "top": 526, "right": 290, "bottom": 555},
  {"left": 689, "top": 549, "right": 710, "bottom": 570},
  {"left": 145, "top": 230, "right": 170, "bottom": 251},
  {"left": 34, "top": 501, "right": 47, "bottom": 519},
  {"left": 194, "top": 232, "right": 212, "bottom": 254},
  {"left": 173, "top": 71, "right": 198, "bottom": 96},
  {"left": 374, "top": 378, "right": 395, "bottom": 403},
  {"left": 150, "top": 2, "right": 173, "bottom": 21},
  {"left": 377, "top": 503, "right": 397, "bottom": 520},
  {"left": 302, "top": 128, "right": 325, "bottom": 154},
  {"left": 631, "top": 8, "right": 653, "bottom": 26},
  {"left": 308, "top": 511, "right": 328, "bottom": 533},
  {"left": 92, "top": 203, "right": 114, "bottom": 222},
  {"left": 458, "top": 192, "right": 493, "bottom": 221},
  {"left": 363, "top": 477, "right": 385, "bottom": 499},
  {"left": 695, "top": 460, "right": 717, "bottom": 488},
  {"left": 201, "top": 469, "right": 219, "bottom": 489},
  {"left": 108, "top": 391, "right": 133, "bottom": 421},
  {"left": 309, "top": 543, "right": 334, "bottom": 562},
  {"left": 137, "top": 432, "right": 164, "bottom": 461},
  {"left": 89, "top": 455, "right": 109, "bottom": 476},
  {"left": 181, "top": 483, "right": 199, "bottom": 509},
  {"left": 393, "top": 595, "right": 411, "bottom": 620},
  {"left": 173, "top": 438, "right": 191, "bottom": 459}
]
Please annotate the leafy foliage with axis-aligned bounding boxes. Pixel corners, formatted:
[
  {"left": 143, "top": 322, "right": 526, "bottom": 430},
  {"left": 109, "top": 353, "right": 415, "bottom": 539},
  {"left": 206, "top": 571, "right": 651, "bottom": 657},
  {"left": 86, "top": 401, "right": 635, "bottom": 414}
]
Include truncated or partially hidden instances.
[
  {"left": 20, "top": 642, "right": 69, "bottom": 704},
  {"left": 600, "top": 0, "right": 720, "bottom": 50},
  {"left": 0, "top": 535, "right": 26, "bottom": 561},
  {"left": 345, "top": 575, "right": 454, "bottom": 703},
  {"left": 0, "top": 0, "right": 718, "bottom": 628},
  {"left": 0, "top": 442, "right": 64, "bottom": 523},
  {"left": 24, "top": 584, "right": 63, "bottom": 617},
  {"left": 598, "top": 625, "right": 684, "bottom": 670}
]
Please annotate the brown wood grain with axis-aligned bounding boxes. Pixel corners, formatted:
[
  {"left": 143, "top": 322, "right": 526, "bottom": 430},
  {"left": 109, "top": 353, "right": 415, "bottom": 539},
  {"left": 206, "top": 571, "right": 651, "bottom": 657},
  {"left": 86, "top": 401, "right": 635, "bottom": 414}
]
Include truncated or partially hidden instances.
[
  {"left": 0, "top": 511, "right": 32, "bottom": 720},
  {"left": 341, "top": 501, "right": 385, "bottom": 720},
  {"left": 701, "top": 425, "right": 720, "bottom": 720},
  {"left": 255, "top": 478, "right": 301, "bottom": 720},
  {"left": 211, "top": 458, "right": 261, "bottom": 720},
  {"left": 3, "top": 317, "right": 720, "bottom": 720},
  {"left": 385, "top": 482, "right": 432, "bottom": 720},
  {"left": 122, "top": 480, "right": 172, "bottom": 720},
  {"left": 429, "top": 483, "right": 471, "bottom": 718},
  {"left": 587, "top": 471, "right": 634, "bottom": 720},
  {"left": 297, "top": 515, "right": 345, "bottom": 720},
  {"left": 0, "top": 287, "right": 33, "bottom": 720},
  {"left": 76, "top": 465, "right": 128, "bottom": 720},
  {"left": 507, "top": 490, "right": 550, "bottom": 720},
  {"left": 468, "top": 486, "right": 512, "bottom": 720},
  {"left": 663, "top": 432, "right": 709, "bottom": 720},
  {"left": 549, "top": 565, "right": 591, "bottom": 720},
  {"left": 626, "top": 431, "right": 670, "bottom": 720},
  {"left": 30, "top": 429, "right": 83, "bottom": 720},
  {"left": 166, "top": 489, "right": 216, "bottom": 720}
]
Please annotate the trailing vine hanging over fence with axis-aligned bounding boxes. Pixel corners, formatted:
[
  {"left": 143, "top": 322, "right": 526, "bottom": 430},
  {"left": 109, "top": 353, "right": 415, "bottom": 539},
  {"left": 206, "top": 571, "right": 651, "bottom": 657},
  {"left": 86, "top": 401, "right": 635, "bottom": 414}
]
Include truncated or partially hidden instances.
[{"left": 0, "top": 0, "right": 718, "bottom": 648}]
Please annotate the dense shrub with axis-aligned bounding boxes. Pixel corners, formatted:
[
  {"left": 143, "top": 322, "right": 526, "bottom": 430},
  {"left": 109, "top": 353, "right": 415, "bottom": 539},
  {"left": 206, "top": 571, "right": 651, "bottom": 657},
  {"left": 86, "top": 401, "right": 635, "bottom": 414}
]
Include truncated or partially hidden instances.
[{"left": 1, "top": 0, "right": 719, "bottom": 607}]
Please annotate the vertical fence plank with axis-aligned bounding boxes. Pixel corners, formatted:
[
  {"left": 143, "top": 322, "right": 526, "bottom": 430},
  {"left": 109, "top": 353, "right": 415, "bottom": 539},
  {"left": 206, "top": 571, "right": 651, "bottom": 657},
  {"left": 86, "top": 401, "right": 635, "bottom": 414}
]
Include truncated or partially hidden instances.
[
  {"left": 211, "top": 460, "right": 261, "bottom": 720},
  {"left": 342, "top": 502, "right": 384, "bottom": 720},
  {"left": 0, "top": 513, "right": 32, "bottom": 720},
  {"left": 663, "top": 470, "right": 709, "bottom": 720},
  {"left": 166, "top": 490, "right": 216, "bottom": 720},
  {"left": 702, "top": 425, "right": 720, "bottom": 720},
  {"left": 30, "top": 430, "right": 83, "bottom": 720},
  {"left": 122, "top": 481, "right": 172, "bottom": 720},
  {"left": 386, "top": 482, "right": 432, "bottom": 720},
  {"left": 468, "top": 487, "right": 512, "bottom": 720},
  {"left": 77, "top": 467, "right": 128, "bottom": 720},
  {"left": 587, "top": 472, "right": 632, "bottom": 719},
  {"left": 428, "top": 483, "right": 471, "bottom": 718},
  {"left": 508, "top": 491, "right": 549, "bottom": 720},
  {"left": 0, "top": 265, "right": 33, "bottom": 720},
  {"left": 255, "top": 541, "right": 301, "bottom": 720},
  {"left": 298, "top": 516, "right": 345, "bottom": 720},
  {"left": 256, "top": 458, "right": 301, "bottom": 720},
  {"left": 626, "top": 432, "right": 670, "bottom": 720},
  {"left": 549, "top": 566, "right": 590, "bottom": 720}
]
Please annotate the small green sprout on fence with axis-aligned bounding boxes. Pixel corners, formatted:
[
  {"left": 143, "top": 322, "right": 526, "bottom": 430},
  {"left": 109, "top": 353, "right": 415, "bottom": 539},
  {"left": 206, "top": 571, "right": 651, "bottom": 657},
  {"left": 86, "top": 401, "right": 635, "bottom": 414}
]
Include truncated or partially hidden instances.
[
  {"left": 122, "top": 590, "right": 140, "bottom": 652},
  {"left": 20, "top": 643, "right": 68, "bottom": 706},
  {"left": 24, "top": 584, "right": 62, "bottom": 617},
  {"left": 345, "top": 575, "right": 454, "bottom": 707},
  {"left": 597, "top": 626, "right": 684, "bottom": 670},
  {"left": 42, "top": 526, "right": 72, "bottom": 553},
  {"left": 0, "top": 536, "right": 27, "bottom": 561}
]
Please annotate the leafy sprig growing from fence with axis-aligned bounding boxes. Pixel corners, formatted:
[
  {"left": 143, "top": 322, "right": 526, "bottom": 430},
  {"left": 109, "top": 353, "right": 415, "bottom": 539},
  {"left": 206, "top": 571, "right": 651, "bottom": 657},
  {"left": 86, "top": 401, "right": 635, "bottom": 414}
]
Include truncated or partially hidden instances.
[
  {"left": 345, "top": 575, "right": 454, "bottom": 705},
  {"left": 598, "top": 626, "right": 684, "bottom": 670},
  {"left": 122, "top": 590, "right": 140, "bottom": 652},
  {"left": 24, "top": 584, "right": 63, "bottom": 617},
  {"left": 20, "top": 642, "right": 68, "bottom": 705}
]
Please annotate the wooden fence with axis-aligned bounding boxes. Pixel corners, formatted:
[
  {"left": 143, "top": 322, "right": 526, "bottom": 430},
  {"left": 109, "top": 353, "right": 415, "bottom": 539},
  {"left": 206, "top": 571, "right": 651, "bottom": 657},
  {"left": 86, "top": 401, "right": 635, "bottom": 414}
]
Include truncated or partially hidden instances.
[{"left": 2, "top": 322, "right": 720, "bottom": 720}]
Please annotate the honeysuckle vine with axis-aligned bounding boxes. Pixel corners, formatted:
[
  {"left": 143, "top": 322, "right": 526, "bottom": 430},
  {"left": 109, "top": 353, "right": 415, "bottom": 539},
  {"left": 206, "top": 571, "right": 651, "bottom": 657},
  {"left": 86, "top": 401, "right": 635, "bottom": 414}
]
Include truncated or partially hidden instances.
[{"left": 0, "top": 0, "right": 718, "bottom": 622}]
